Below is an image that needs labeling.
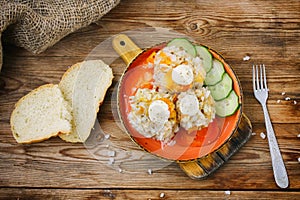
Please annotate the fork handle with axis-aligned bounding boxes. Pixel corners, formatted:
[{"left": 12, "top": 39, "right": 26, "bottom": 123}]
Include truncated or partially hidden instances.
[{"left": 262, "top": 104, "right": 289, "bottom": 188}]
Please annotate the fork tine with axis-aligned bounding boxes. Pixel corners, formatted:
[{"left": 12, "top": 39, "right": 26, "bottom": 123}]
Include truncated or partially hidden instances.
[
  {"left": 252, "top": 65, "right": 256, "bottom": 90},
  {"left": 263, "top": 64, "right": 268, "bottom": 90},
  {"left": 256, "top": 65, "right": 260, "bottom": 90},
  {"left": 260, "top": 64, "right": 264, "bottom": 89}
]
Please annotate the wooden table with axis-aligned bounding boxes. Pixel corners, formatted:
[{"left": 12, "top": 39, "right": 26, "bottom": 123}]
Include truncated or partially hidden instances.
[{"left": 1, "top": 0, "right": 299, "bottom": 199}]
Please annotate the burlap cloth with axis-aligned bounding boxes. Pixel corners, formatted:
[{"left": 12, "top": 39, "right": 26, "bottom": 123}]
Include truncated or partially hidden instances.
[{"left": 0, "top": 0, "right": 120, "bottom": 71}]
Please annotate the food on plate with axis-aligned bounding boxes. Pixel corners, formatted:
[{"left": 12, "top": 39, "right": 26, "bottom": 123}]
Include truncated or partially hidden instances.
[
  {"left": 215, "top": 90, "right": 239, "bottom": 117},
  {"left": 10, "top": 84, "right": 72, "bottom": 144},
  {"left": 167, "top": 38, "right": 197, "bottom": 57},
  {"left": 208, "top": 73, "right": 232, "bottom": 101},
  {"left": 176, "top": 87, "right": 215, "bottom": 132},
  {"left": 10, "top": 60, "right": 113, "bottom": 144},
  {"left": 195, "top": 45, "right": 213, "bottom": 73},
  {"left": 153, "top": 45, "right": 206, "bottom": 93},
  {"left": 126, "top": 38, "right": 240, "bottom": 143},
  {"left": 204, "top": 59, "right": 225, "bottom": 86},
  {"left": 128, "top": 88, "right": 178, "bottom": 143}
]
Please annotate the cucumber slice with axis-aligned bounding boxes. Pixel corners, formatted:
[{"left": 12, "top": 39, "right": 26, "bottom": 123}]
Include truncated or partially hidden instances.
[
  {"left": 204, "top": 59, "right": 225, "bottom": 86},
  {"left": 195, "top": 45, "right": 212, "bottom": 72},
  {"left": 167, "top": 38, "right": 197, "bottom": 57},
  {"left": 215, "top": 90, "right": 239, "bottom": 117},
  {"left": 208, "top": 73, "right": 233, "bottom": 101}
]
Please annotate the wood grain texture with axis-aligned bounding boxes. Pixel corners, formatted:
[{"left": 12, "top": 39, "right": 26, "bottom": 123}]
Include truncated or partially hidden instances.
[
  {"left": 0, "top": 0, "right": 299, "bottom": 198},
  {"left": 1, "top": 188, "right": 300, "bottom": 200}
]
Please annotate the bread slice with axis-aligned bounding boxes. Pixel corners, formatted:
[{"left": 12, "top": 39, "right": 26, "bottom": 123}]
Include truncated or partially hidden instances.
[
  {"left": 10, "top": 84, "right": 72, "bottom": 144},
  {"left": 58, "top": 60, "right": 113, "bottom": 143}
]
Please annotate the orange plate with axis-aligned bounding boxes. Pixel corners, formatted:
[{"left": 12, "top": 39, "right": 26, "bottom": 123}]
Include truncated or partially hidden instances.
[{"left": 118, "top": 43, "right": 242, "bottom": 161}]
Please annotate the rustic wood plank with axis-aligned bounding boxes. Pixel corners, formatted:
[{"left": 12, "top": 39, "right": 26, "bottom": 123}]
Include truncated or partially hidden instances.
[{"left": 0, "top": 188, "right": 300, "bottom": 200}]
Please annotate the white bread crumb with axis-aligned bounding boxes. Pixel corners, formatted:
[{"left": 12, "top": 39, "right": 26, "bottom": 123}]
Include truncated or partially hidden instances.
[
  {"left": 260, "top": 132, "right": 266, "bottom": 139},
  {"left": 225, "top": 190, "right": 231, "bottom": 195},
  {"left": 107, "top": 150, "right": 116, "bottom": 157},
  {"left": 243, "top": 55, "right": 250, "bottom": 61},
  {"left": 108, "top": 158, "right": 115, "bottom": 165},
  {"left": 160, "top": 193, "right": 165, "bottom": 198}
]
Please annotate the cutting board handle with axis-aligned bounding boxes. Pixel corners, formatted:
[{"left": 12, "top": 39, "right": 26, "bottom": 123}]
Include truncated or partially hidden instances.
[
  {"left": 178, "top": 113, "right": 252, "bottom": 179},
  {"left": 112, "top": 34, "right": 143, "bottom": 66}
]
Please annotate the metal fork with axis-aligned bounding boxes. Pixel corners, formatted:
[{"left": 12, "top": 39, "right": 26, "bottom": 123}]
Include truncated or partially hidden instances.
[{"left": 252, "top": 64, "right": 289, "bottom": 188}]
